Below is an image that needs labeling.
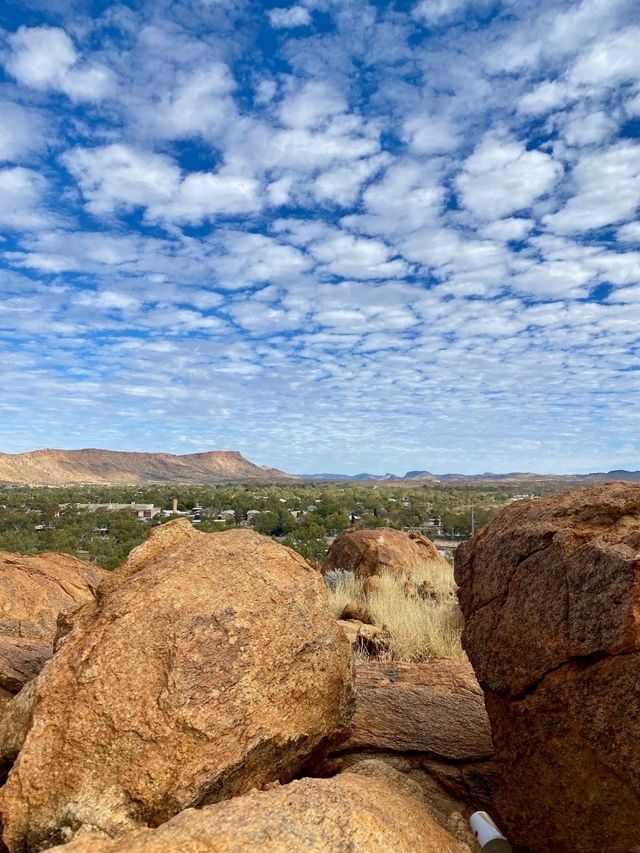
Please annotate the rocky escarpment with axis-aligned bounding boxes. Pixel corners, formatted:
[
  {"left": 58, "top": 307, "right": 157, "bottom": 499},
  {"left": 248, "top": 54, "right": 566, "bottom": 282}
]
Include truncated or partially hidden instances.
[
  {"left": 456, "top": 482, "right": 640, "bottom": 853},
  {"left": 0, "top": 448, "right": 294, "bottom": 485}
]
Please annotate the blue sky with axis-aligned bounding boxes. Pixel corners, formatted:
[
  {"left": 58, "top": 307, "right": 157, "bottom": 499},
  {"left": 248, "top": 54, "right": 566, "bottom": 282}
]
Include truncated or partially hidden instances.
[{"left": 0, "top": 0, "right": 639, "bottom": 475}]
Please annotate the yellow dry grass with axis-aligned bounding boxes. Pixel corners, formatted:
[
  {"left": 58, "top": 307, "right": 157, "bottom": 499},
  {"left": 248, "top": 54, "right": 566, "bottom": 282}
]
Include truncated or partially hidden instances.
[{"left": 326, "top": 565, "right": 465, "bottom": 662}]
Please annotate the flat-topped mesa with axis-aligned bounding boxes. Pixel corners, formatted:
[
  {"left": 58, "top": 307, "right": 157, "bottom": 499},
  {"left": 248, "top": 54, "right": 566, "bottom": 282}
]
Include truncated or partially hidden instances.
[
  {"left": 0, "top": 448, "right": 295, "bottom": 484},
  {"left": 455, "top": 482, "right": 640, "bottom": 853}
]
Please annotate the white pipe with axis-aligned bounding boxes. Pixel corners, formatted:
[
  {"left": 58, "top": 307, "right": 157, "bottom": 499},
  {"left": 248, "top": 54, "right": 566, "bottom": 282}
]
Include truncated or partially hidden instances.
[{"left": 469, "top": 811, "right": 513, "bottom": 851}]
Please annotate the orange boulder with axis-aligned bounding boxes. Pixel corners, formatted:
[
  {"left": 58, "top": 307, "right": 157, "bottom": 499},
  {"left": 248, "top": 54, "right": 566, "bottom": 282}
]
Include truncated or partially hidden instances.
[
  {"left": 326, "top": 528, "right": 450, "bottom": 580},
  {"left": 456, "top": 483, "right": 640, "bottom": 852},
  {"left": 0, "top": 551, "right": 105, "bottom": 693},
  {"left": 0, "top": 521, "right": 353, "bottom": 851}
]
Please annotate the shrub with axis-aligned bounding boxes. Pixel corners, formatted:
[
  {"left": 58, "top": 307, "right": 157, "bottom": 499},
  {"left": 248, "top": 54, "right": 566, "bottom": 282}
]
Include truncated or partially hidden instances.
[{"left": 326, "top": 567, "right": 465, "bottom": 662}]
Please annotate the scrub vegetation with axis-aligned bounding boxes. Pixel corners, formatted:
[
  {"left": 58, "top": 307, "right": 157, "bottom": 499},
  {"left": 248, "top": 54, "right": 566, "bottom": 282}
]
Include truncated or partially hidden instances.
[{"left": 327, "top": 567, "right": 465, "bottom": 662}]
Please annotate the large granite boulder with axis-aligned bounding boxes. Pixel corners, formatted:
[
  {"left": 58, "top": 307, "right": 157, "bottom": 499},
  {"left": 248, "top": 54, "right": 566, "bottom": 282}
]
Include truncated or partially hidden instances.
[
  {"left": 455, "top": 482, "right": 640, "bottom": 852},
  {"left": 0, "top": 521, "right": 353, "bottom": 851},
  {"left": 0, "top": 551, "right": 105, "bottom": 693},
  {"left": 322, "top": 659, "right": 497, "bottom": 808},
  {"left": 341, "top": 659, "right": 493, "bottom": 759},
  {"left": 326, "top": 527, "right": 451, "bottom": 581},
  {"left": 50, "top": 763, "right": 473, "bottom": 852}
]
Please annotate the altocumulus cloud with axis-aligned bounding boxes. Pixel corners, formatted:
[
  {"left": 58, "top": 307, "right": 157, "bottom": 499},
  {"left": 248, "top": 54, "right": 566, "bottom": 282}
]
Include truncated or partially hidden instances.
[{"left": 0, "top": 0, "right": 639, "bottom": 475}]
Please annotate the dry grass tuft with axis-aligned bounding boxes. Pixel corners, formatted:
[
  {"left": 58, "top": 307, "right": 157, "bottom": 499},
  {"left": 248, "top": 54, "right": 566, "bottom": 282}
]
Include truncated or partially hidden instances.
[{"left": 325, "top": 565, "right": 465, "bottom": 662}]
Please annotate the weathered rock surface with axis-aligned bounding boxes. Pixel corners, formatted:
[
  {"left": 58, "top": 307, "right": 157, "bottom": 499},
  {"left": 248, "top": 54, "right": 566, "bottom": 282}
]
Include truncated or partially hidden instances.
[
  {"left": 0, "top": 681, "right": 35, "bottom": 784},
  {"left": 321, "top": 752, "right": 498, "bottom": 814},
  {"left": 343, "top": 660, "right": 493, "bottom": 759},
  {"left": 0, "top": 551, "right": 105, "bottom": 693},
  {"left": 0, "top": 638, "right": 50, "bottom": 697},
  {"left": 455, "top": 482, "right": 640, "bottom": 853},
  {"left": 0, "top": 686, "right": 11, "bottom": 716},
  {"left": 50, "top": 763, "right": 473, "bottom": 852},
  {"left": 0, "top": 521, "right": 353, "bottom": 852},
  {"left": 339, "top": 601, "right": 372, "bottom": 623},
  {"left": 326, "top": 527, "right": 450, "bottom": 579},
  {"left": 337, "top": 620, "right": 391, "bottom": 657},
  {"left": 323, "top": 660, "right": 496, "bottom": 808}
]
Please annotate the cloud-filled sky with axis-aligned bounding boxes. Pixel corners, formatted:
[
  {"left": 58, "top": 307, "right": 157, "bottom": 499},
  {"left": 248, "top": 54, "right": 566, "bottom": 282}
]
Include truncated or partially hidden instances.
[{"left": 0, "top": 0, "right": 639, "bottom": 475}]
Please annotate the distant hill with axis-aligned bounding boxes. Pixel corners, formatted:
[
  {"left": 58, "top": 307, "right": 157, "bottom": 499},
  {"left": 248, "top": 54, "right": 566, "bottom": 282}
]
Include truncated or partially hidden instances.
[
  {"left": 1, "top": 449, "right": 638, "bottom": 486},
  {"left": 307, "top": 469, "right": 640, "bottom": 484},
  {"left": 587, "top": 470, "right": 640, "bottom": 482},
  {"left": 0, "top": 449, "right": 296, "bottom": 485},
  {"left": 403, "top": 471, "right": 439, "bottom": 481}
]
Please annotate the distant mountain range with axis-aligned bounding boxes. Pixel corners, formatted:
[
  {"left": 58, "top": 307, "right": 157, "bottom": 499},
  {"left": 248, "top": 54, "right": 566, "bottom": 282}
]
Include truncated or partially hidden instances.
[
  {"left": 0, "top": 449, "right": 294, "bottom": 485},
  {"left": 0, "top": 448, "right": 638, "bottom": 486},
  {"left": 305, "top": 469, "right": 640, "bottom": 483}
]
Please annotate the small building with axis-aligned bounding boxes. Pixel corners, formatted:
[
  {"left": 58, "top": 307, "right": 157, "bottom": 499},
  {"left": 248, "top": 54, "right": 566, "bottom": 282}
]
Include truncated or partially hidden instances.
[
  {"left": 58, "top": 502, "right": 160, "bottom": 519},
  {"left": 130, "top": 503, "right": 160, "bottom": 519},
  {"left": 212, "top": 509, "right": 236, "bottom": 524}
]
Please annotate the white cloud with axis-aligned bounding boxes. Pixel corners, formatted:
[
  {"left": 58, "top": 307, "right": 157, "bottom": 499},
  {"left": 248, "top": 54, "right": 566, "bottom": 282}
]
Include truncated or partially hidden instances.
[
  {"left": 510, "top": 258, "right": 596, "bottom": 298},
  {"left": 0, "top": 167, "right": 49, "bottom": 230},
  {"left": 402, "top": 116, "right": 460, "bottom": 154},
  {"left": 136, "top": 64, "right": 236, "bottom": 140},
  {"left": 313, "top": 154, "right": 389, "bottom": 205},
  {"left": 0, "top": 102, "right": 46, "bottom": 163},
  {"left": 63, "top": 144, "right": 180, "bottom": 215},
  {"left": 77, "top": 290, "right": 140, "bottom": 310},
  {"left": 267, "top": 174, "right": 294, "bottom": 205},
  {"left": 519, "top": 81, "right": 572, "bottom": 116},
  {"left": 457, "top": 136, "right": 561, "bottom": 219},
  {"left": 481, "top": 218, "right": 533, "bottom": 242},
  {"left": 569, "top": 27, "right": 640, "bottom": 87},
  {"left": 279, "top": 81, "right": 346, "bottom": 130},
  {"left": 153, "top": 170, "right": 261, "bottom": 221},
  {"left": 545, "top": 142, "right": 640, "bottom": 233},
  {"left": 618, "top": 222, "right": 640, "bottom": 244},
  {"left": 255, "top": 79, "right": 277, "bottom": 105},
  {"left": 346, "top": 160, "right": 443, "bottom": 237},
  {"left": 207, "top": 231, "right": 311, "bottom": 288},
  {"left": 309, "top": 231, "right": 408, "bottom": 279},
  {"left": 413, "top": 0, "right": 470, "bottom": 26},
  {"left": 6, "top": 26, "right": 76, "bottom": 88},
  {"left": 627, "top": 92, "right": 640, "bottom": 117},
  {"left": 63, "top": 143, "right": 259, "bottom": 223},
  {"left": 268, "top": 6, "right": 312, "bottom": 28},
  {"left": 487, "top": 0, "right": 631, "bottom": 74},
  {"left": 6, "top": 26, "right": 112, "bottom": 101},
  {"left": 560, "top": 109, "right": 617, "bottom": 146},
  {"left": 234, "top": 119, "right": 380, "bottom": 173}
]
